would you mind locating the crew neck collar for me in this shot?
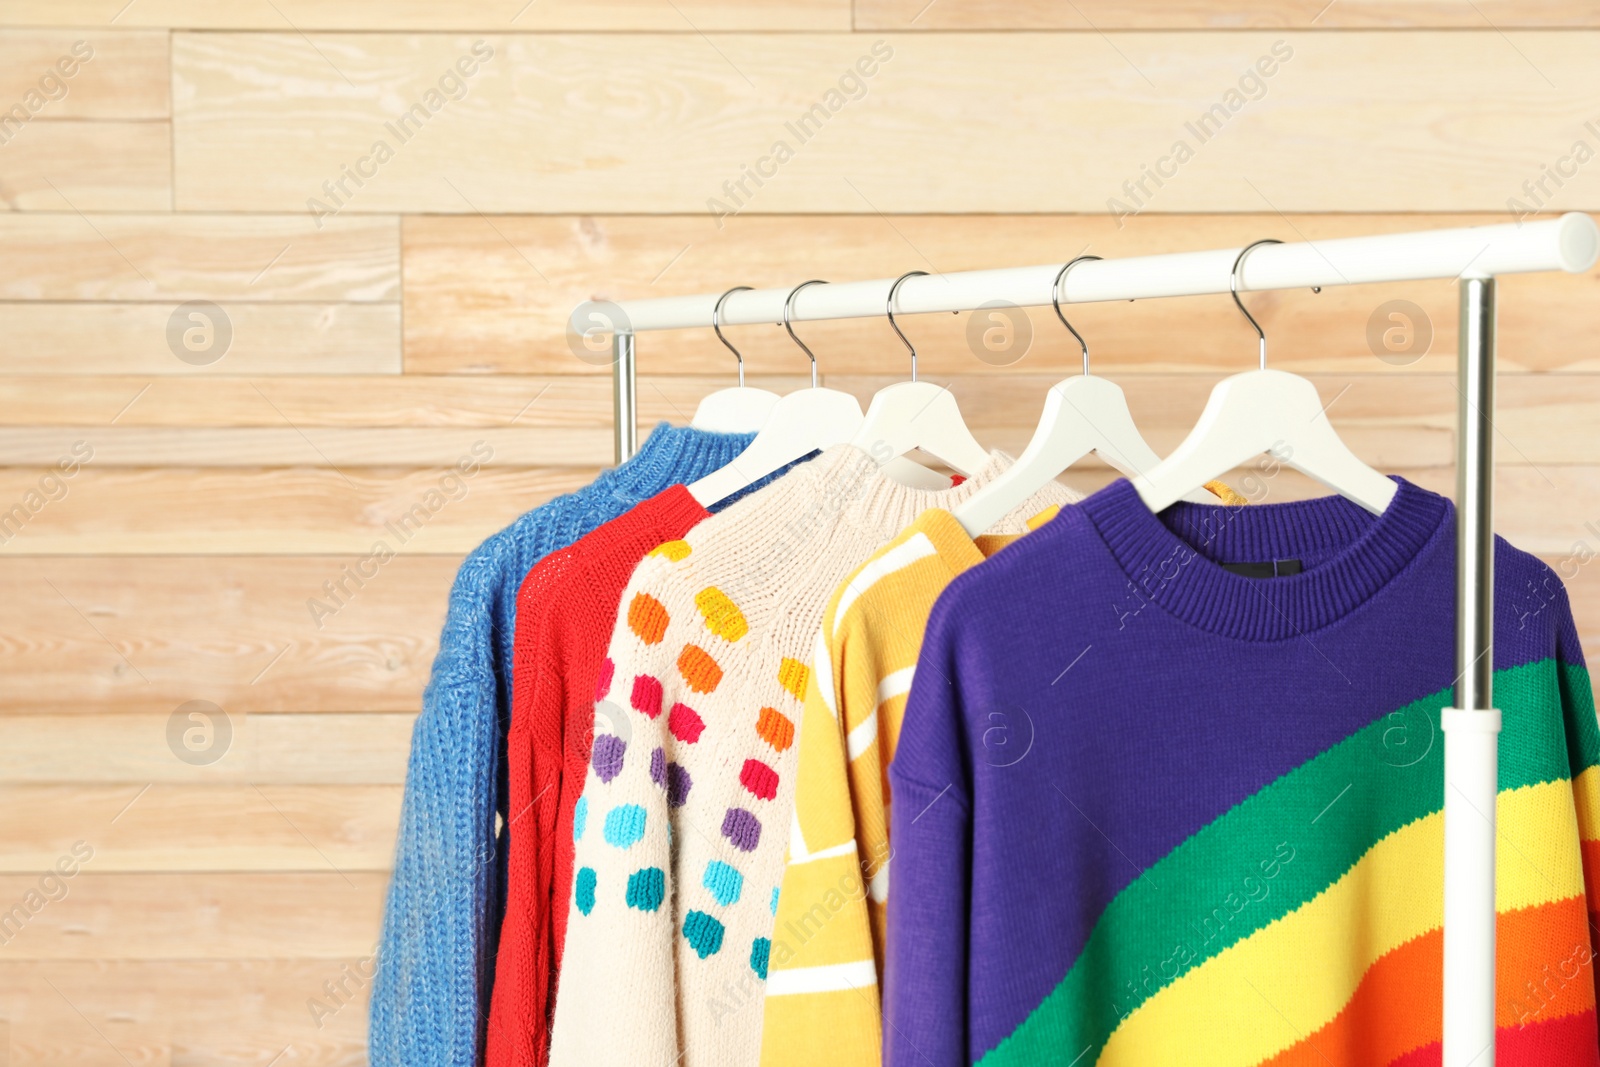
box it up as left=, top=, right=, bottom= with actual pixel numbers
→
left=1077, top=477, right=1449, bottom=641
left=591, top=422, right=754, bottom=507
left=781, top=444, right=1012, bottom=542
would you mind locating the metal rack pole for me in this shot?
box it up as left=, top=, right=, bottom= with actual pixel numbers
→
left=613, top=331, right=637, bottom=464
left=1442, top=276, right=1499, bottom=1066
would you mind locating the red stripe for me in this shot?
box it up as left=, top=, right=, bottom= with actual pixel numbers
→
left=1385, top=1007, right=1599, bottom=1065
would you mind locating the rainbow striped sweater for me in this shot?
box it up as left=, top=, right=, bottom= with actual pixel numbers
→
left=885, top=477, right=1599, bottom=1067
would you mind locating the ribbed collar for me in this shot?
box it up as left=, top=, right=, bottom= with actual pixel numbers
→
left=1078, top=476, right=1449, bottom=641
left=588, top=422, right=755, bottom=508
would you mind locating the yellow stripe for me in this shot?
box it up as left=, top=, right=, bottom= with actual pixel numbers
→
left=1572, top=763, right=1600, bottom=842
left=1098, top=778, right=1586, bottom=1066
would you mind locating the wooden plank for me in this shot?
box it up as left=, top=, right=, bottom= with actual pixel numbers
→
left=0, top=714, right=414, bottom=783
left=174, top=32, right=1600, bottom=214
left=0, top=959, right=370, bottom=1066
left=0, top=556, right=456, bottom=714
left=854, top=0, right=1600, bottom=30
left=0, top=466, right=583, bottom=554
left=0, top=373, right=810, bottom=427
left=0, top=373, right=1595, bottom=466
left=0, top=120, right=169, bottom=211
left=402, top=213, right=1600, bottom=376
left=0, top=873, right=383, bottom=960
left=0, top=784, right=399, bottom=872
left=0, top=0, right=848, bottom=31
left=0, top=214, right=399, bottom=302
left=0, top=303, right=400, bottom=375
left=0, top=31, right=168, bottom=119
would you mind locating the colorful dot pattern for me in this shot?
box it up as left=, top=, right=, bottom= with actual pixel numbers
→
left=755, top=707, right=795, bottom=752
left=750, top=937, right=771, bottom=980
left=573, top=797, right=588, bottom=841
left=694, top=586, right=748, bottom=642
left=649, top=539, right=691, bottom=561
left=683, top=910, right=725, bottom=959
left=721, top=807, right=762, bottom=852
left=603, top=804, right=647, bottom=849
left=677, top=644, right=723, bottom=694
left=668, top=702, right=705, bottom=744
left=630, top=674, right=663, bottom=719
left=575, top=867, right=597, bottom=915
left=777, top=657, right=809, bottom=702
left=702, top=860, right=743, bottom=906
left=627, top=867, right=666, bottom=912
left=649, top=746, right=693, bottom=808
left=594, top=657, right=615, bottom=701
left=739, top=758, right=779, bottom=801
left=627, top=592, right=670, bottom=645
left=591, top=735, right=626, bottom=783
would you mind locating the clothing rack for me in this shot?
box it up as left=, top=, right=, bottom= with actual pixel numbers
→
left=579, top=212, right=1599, bottom=1067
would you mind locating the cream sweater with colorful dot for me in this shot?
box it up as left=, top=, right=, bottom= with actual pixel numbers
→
left=548, top=445, right=1072, bottom=1067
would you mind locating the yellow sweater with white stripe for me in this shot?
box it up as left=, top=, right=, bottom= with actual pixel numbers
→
left=759, top=501, right=1070, bottom=1067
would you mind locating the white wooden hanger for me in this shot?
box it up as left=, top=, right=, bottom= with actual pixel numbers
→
left=688, top=281, right=947, bottom=504
left=954, top=256, right=1212, bottom=536
left=1132, top=239, right=1397, bottom=516
left=849, top=271, right=992, bottom=477
left=691, top=286, right=781, bottom=433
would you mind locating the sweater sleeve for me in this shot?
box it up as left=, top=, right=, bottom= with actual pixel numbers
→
left=548, top=561, right=684, bottom=1067
left=884, top=602, right=972, bottom=1067
left=369, top=569, right=507, bottom=1067
left=761, top=626, right=883, bottom=1067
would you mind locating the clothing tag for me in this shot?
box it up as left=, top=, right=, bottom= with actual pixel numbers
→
left=1220, top=558, right=1304, bottom=579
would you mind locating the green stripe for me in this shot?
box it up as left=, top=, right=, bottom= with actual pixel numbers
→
left=1558, top=664, right=1599, bottom=778
left=979, top=659, right=1578, bottom=1067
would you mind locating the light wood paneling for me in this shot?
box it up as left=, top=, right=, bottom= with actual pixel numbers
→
left=0, top=0, right=849, bottom=31
left=0, top=303, right=400, bottom=375
left=0, top=556, right=456, bottom=714
left=0, top=120, right=169, bottom=211
left=855, top=0, right=1600, bottom=30
left=0, top=466, right=580, bottom=553
left=403, top=213, right=1600, bottom=376
left=0, top=372, right=1596, bottom=466
left=174, top=32, right=1600, bottom=214
left=0, top=374, right=810, bottom=427
left=0, top=31, right=168, bottom=118
left=0, top=714, right=414, bottom=783
left=0, top=873, right=383, bottom=959
left=0, top=960, right=371, bottom=1067
left=0, top=214, right=399, bottom=301
left=0, top=783, right=400, bottom=872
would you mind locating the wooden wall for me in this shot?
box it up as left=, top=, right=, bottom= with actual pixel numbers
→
left=1, top=4, right=1598, bottom=1063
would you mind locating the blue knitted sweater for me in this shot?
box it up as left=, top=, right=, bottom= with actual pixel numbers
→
left=369, top=423, right=761, bottom=1067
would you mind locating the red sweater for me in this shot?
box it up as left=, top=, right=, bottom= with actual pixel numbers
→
left=486, top=484, right=712, bottom=1067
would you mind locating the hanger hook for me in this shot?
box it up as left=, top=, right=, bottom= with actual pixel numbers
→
left=713, top=286, right=753, bottom=387
left=1050, top=254, right=1102, bottom=376
left=886, top=270, right=928, bottom=382
left=1229, top=239, right=1281, bottom=370
left=783, top=279, right=828, bottom=389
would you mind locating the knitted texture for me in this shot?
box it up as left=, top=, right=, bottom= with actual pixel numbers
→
left=369, top=424, right=760, bottom=1067
left=548, top=446, right=1062, bottom=1067
left=760, top=499, right=1074, bottom=1067
left=884, top=477, right=1600, bottom=1067
left=488, top=484, right=715, bottom=1067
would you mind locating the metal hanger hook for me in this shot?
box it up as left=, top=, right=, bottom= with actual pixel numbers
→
left=783, top=279, right=828, bottom=388
left=886, top=270, right=929, bottom=382
left=1229, top=238, right=1321, bottom=371
left=1050, top=255, right=1102, bottom=376
left=712, top=286, right=753, bottom=387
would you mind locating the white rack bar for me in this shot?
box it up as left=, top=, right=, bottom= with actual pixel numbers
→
left=585, top=213, right=1597, bottom=333
left=587, top=213, right=1599, bottom=1067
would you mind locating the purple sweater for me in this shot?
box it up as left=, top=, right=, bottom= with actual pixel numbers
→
left=885, top=477, right=1599, bottom=1066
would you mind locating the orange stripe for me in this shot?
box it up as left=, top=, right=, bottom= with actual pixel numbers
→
left=1256, top=895, right=1595, bottom=1067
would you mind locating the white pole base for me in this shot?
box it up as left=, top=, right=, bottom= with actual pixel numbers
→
left=1442, top=706, right=1501, bottom=1066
